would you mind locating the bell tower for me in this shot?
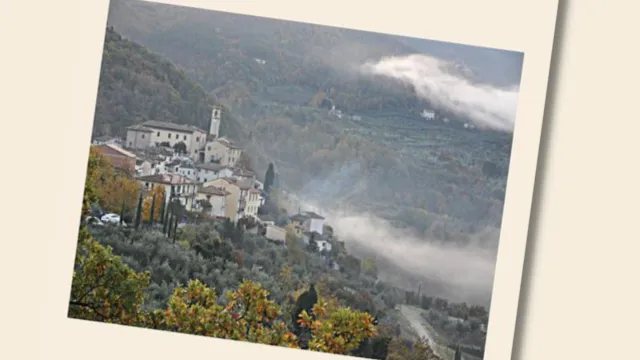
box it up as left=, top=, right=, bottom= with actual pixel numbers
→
left=209, top=105, right=222, bottom=139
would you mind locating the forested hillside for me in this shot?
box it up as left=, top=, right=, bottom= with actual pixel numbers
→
left=92, top=26, right=244, bottom=141
left=102, top=0, right=512, bottom=237
left=71, top=149, right=487, bottom=360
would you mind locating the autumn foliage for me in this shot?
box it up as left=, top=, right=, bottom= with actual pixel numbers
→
left=86, top=147, right=140, bottom=214
left=75, top=143, right=442, bottom=360
left=142, top=185, right=165, bottom=222
left=69, top=227, right=379, bottom=354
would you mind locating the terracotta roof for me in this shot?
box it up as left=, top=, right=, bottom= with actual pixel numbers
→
left=126, top=124, right=153, bottom=132
left=198, top=186, right=230, bottom=196
left=237, top=179, right=254, bottom=190
left=136, top=173, right=197, bottom=185
left=196, top=163, right=228, bottom=172
left=304, top=211, right=325, bottom=220
left=214, top=137, right=241, bottom=149
left=233, top=168, right=255, bottom=177
left=99, top=144, right=137, bottom=158
left=141, top=120, right=206, bottom=134
left=290, top=214, right=308, bottom=222
left=219, top=177, right=238, bottom=184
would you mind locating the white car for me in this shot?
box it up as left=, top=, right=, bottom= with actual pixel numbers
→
left=100, top=213, right=126, bottom=226
left=84, top=216, right=104, bottom=226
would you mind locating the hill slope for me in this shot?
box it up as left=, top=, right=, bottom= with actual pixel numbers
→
left=103, top=0, right=512, bottom=230
left=92, top=26, right=244, bottom=140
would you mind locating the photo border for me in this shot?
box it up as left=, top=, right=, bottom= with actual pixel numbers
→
left=45, top=1, right=559, bottom=360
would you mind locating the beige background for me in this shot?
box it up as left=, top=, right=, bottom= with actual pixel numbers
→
left=1, top=0, right=638, bottom=360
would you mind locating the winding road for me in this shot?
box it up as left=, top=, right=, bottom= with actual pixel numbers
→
left=398, top=305, right=442, bottom=357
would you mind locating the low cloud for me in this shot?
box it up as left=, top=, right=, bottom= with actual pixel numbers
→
left=360, top=54, right=520, bottom=133
left=294, top=199, right=498, bottom=306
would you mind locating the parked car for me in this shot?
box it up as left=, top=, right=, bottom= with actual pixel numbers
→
left=100, top=213, right=127, bottom=226
left=84, top=216, right=104, bottom=227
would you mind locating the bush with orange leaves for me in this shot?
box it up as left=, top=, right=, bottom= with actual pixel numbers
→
left=155, top=279, right=298, bottom=347
left=298, top=301, right=378, bottom=354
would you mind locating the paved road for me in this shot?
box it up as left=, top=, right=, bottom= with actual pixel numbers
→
left=398, top=305, right=438, bottom=351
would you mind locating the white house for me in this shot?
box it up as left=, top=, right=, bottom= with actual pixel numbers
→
left=265, top=224, right=286, bottom=242
left=254, top=179, right=264, bottom=191
left=125, top=105, right=222, bottom=161
left=135, top=159, right=154, bottom=176
left=204, top=137, right=242, bottom=166
left=194, top=185, right=229, bottom=218
left=421, top=109, right=436, bottom=120
left=92, top=136, right=122, bottom=146
left=177, top=162, right=198, bottom=181
left=203, top=177, right=242, bottom=222
left=136, top=173, right=200, bottom=211
left=231, top=167, right=256, bottom=182
left=244, top=188, right=261, bottom=219
left=196, top=163, right=234, bottom=183
left=125, top=121, right=208, bottom=158
left=316, top=240, right=332, bottom=253
left=302, top=211, right=325, bottom=235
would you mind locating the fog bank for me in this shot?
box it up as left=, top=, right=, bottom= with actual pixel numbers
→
left=360, top=54, right=520, bottom=133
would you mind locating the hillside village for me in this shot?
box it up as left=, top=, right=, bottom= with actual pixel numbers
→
left=90, top=105, right=336, bottom=257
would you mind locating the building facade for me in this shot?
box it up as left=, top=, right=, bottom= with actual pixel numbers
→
left=194, top=185, right=229, bottom=218
left=136, top=173, right=200, bottom=211
left=93, top=144, right=137, bottom=174
left=204, top=138, right=242, bottom=166
left=204, top=177, right=241, bottom=222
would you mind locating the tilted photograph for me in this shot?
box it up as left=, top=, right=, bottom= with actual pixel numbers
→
left=68, top=1, right=525, bottom=359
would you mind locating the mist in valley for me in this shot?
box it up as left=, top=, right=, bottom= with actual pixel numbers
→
left=281, top=162, right=501, bottom=307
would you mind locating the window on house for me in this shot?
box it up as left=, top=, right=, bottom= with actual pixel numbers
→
left=141, top=134, right=145, bottom=139
left=157, top=132, right=160, bottom=136
left=207, top=146, right=211, bottom=151
left=168, top=133, right=171, bottom=139
left=196, top=137, right=200, bottom=142
left=184, top=135, right=187, bottom=140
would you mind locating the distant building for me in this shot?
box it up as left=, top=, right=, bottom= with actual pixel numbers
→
left=245, top=188, right=261, bottom=219
left=302, top=211, right=325, bottom=235
left=195, top=163, right=233, bottom=183
left=204, top=137, right=242, bottom=166
left=125, top=120, right=207, bottom=158
left=194, top=185, right=229, bottom=218
left=232, top=167, right=256, bottom=182
left=93, top=144, right=136, bottom=174
left=135, top=159, right=154, bottom=176
left=289, top=211, right=326, bottom=236
left=92, top=136, right=122, bottom=146
left=265, top=224, right=286, bottom=242
left=177, top=162, right=198, bottom=180
left=125, top=105, right=222, bottom=162
left=204, top=177, right=242, bottom=222
left=136, top=173, right=200, bottom=210
left=421, top=109, right=436, bottom=120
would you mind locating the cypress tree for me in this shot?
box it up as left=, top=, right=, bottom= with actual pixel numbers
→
left=149, top=193, right=156, bottom=226
left=119, top=198, right=125, bottom=226
left=166, top=214, right=173, bottom=237
left=172, top=215, right=179, bottom=243
left=159, top=200, right=166, bottom=225
left=134, top=191, right=143, bottom=229
left=264, top=163, right=275, bottom=193
left=163, top=200, right=172, bottom=234
left=454, top=345, right=462, bottom=360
